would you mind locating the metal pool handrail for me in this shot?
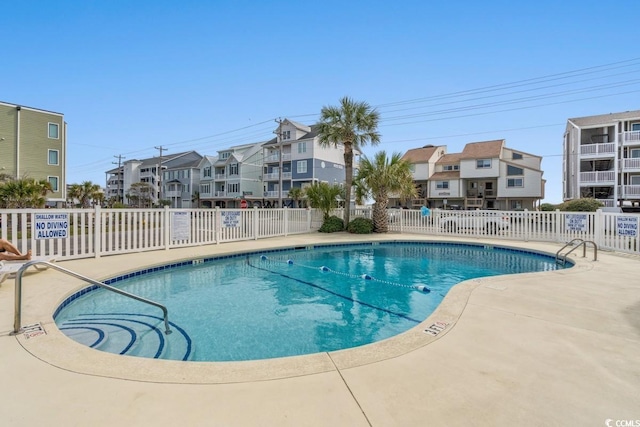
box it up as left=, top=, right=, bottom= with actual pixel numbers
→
left=13, top=260, right=172, bottom=335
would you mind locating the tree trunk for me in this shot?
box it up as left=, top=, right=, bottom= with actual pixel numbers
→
left=373, top=193, right=389, bottom=232
left=343, top=144, right=353, bottom=229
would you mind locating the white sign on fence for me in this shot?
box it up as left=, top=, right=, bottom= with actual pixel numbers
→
left=617, top=216, right=638, bottom=237
left=221, top=211, right=241, bottom=228
left=565, top=214, right=588, bottom=232
left=171, top=211, right=191, bottom=241
left=34, top=213, right=69, bottom=239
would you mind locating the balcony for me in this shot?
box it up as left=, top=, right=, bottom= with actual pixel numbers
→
left=263, top=172, right=293, bottom=180
left=621, top=157, right=640, bottom=172
left=264, top=153, right=292, bottom=163
left=579, top=170, right=616, bottom=184
left=213, top=191, right=227, bottom=197
left=164, top=190, right=182, bottom=198
left=596, top=199, right=616, bottom=207
left=580, top=143, right=615, bottom=158
left=263, top=190, right=290, bottom=198
left=620, top=185, right=640, bottom=199
left=215, top=173, right=226, bottom=180
left=621, top=131, right=640, bottom=147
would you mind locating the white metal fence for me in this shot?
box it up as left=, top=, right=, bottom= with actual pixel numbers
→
left=1, top=207, right=639, bottom=260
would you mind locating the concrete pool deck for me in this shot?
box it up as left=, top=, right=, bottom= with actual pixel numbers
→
left=1, top=233, right=639, bottom=426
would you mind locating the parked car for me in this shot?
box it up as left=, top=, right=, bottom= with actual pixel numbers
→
left=439, top=210, right=510, bottom=234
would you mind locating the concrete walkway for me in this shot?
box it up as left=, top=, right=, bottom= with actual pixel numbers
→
left=1, top=234, right=639, bottom=426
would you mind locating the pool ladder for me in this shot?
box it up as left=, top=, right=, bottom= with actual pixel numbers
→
left=555, top=238, right=598, bottom=265
left=12, top=260, right=172, bottom=336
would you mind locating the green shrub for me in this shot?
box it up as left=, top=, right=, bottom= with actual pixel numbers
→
left=318, top=215, right=345, bottom=233
left=347, top=217, right=374, bottom=234
left=559, top=198, right=604, bottom=212
left=539, top=203, right=557, bottom=211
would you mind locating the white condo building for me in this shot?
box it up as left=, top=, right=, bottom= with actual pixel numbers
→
left=563, top=110, right=640, bottom=208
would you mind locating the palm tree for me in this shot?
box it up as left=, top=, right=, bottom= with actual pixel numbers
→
left=0, top=178, right=52, bottom=208
left=317, top=96, right=380, bottom=228
left=355, top=151, right=417, bottom=233
left=304, top=182, right=342, bottom=220
left=68, top=181, right=102, bottom=208
left=287, top=187, right=304, bottom=208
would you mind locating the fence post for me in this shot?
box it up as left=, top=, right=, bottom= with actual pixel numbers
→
left=594, top=208, right=603, bottom=248
left=306, top=208, right=312, bottom=231
left=215, top=207, right=221, bottom=244
left=253, top=206, right=259, bottom=240
left=284, top=207, right=289, bottom=237
left=164, top=206, right=171, bottom=250
left=94, top=205, right=102, bottom=258
left=554, top=209, right=562, bottom=243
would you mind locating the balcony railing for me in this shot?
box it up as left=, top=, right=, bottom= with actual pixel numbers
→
left=580, top=170, right=616, bottom=184
left=215, top=174, right=226, bottom=180
left=621, top=185, right=640, bottom=199
left=621, top=131, right=640, bottom=146
left=263, top=191, right=290, bottom=198
left=596, top=199, right=616, bottom=207
left=164, top=190, right=182, bottom=198
left=580, top=142, right=616, bottom=157
left=213, top=191, right=227, bottom=197
left=263, top=172, right=292, bottom=180
left=621, top=157, right=640, bottom=171
left=264, top=153, right=292, bottom=163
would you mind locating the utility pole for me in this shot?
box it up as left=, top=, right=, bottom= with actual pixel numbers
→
left=155, top=146, right=167, bottom=204
left=112, top=154, right=126, bottom=203
left=274, top=118, right=283, bottom=208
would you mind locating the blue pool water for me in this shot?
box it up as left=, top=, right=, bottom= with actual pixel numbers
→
left=54, top=242, right=568, bottom=362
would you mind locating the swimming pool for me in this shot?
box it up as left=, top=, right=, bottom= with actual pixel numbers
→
left=54, top=241, right=569, bottom=362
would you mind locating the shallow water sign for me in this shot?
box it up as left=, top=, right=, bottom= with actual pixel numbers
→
left=34, top=213, right=69, bottom=239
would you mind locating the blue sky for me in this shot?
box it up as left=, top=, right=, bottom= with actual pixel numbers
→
left=3, top=0, right=640, bottom=204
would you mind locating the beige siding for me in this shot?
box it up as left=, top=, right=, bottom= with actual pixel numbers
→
left=0, top=105, right=18, bottom=176
left=0, top=103, right=65, bottom=203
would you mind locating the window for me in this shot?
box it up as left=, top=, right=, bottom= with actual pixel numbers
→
left=507, top=165, right=524, bottom=176
left=443, top=165, right=459, bottom=171
left=297, top=141, right=307, bottom=154
left=282, top=130, right=291, bottom=140
left=631, top=149, right=640, bottom=159
left=48, top=176, right=59, bottom=192
left=229, top=164, right=239, bottom=175
left=220, top=152, right=230, bottom=160
left=476, top=159, right=491, bottom=169
left=297, top=160, right=307, bottom=174
left=632, top=123, right=640, bottom=131
left=436, top=181, right=449, bottom=189
left=201, top=183, right=211, bottom=194
left=228, top=183, right=239, bottom=193
left=48, top=149, right=59, bottom=165
left=203, top=167, right=211, bottom=178
left=510, top=200, right=523, bottom=209
left=182, top=184, right=189, bottom=193
left=48, top=123, right=59, bottom=139
left=507, top=178, right=523, bottom=187
left=512, top=152, right=523, bottom=160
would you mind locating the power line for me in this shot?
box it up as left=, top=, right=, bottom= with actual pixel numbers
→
left=68, top=57, right=640, bottom=175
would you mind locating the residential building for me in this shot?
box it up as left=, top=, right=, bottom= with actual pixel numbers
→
left=0, top=101, right=67, bottom=206
left=400, top=145, right=447, bottom=207
left=105, top=151, right=202, bottom=207
left=162, top=151, right=203, bottom=208
left=262, top=119, right=354, bottom=208
left=402, top=139, right=545, bottom=210
left=563, top=109, right=640, bottom=208
left=198, top=142, right=265, bottom=208
left=197, top=155, right=218, bottom=208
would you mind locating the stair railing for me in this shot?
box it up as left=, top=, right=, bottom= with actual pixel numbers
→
left=13, top=260, right=172, bottom=335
